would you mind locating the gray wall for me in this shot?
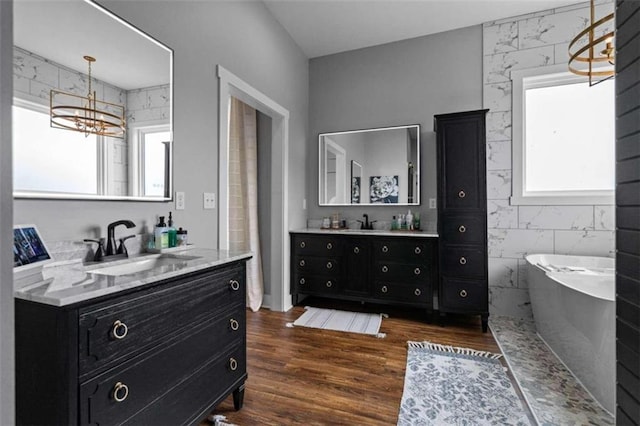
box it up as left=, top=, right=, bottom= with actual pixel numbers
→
left=13, top=0, right=309, bottom=252
left=0, top=2, right=13, bottom=423
left=308, top=25, right=483, bottom=229
left=257, top=111, right=272, bottom=295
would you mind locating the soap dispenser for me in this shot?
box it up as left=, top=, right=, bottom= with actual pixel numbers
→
left=154, top=216, right=169, bottom=249
left=167, top=212, right=177, bottom=248
left=406, top=210, right=414, bottom=230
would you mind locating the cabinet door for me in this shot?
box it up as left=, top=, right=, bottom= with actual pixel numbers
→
left=344, top=238, right=369, bottom=296
left=440, top=214, right=486, bottom=245
left=441, top=246, right=486, bottom=279
left=440, top=278, right=488, bottom=311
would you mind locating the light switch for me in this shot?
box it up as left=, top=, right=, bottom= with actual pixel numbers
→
left=203, top=192, right=216, bottom=209
left=175, top=192, right=185, bottom=210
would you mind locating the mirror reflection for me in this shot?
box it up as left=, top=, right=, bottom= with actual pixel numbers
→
left=12, top=0, right=173, bottom=200
left=319, top=125, right=420, bottom=206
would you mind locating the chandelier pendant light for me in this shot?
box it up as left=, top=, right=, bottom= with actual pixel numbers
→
left=50, top=55, right=126, bottom=138
left=568, top=0, right=615, bottom=86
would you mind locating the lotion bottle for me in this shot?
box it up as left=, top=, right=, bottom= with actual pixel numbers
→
left=406, top=210, right=414, bottom=230
left=154, top=216, right=168, bottom=249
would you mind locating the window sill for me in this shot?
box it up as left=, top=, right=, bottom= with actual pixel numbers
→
left=510, top=193, right=614, bottom=206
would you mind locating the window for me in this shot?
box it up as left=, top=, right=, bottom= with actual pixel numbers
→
left=130, top=125, right=171, bottom=197
left=511, top=64, right=615, bottom=205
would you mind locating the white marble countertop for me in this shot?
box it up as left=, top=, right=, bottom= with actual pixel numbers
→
left=14, top=248, right=252, bottom=307
left=290, top=228, right=438, bottom=238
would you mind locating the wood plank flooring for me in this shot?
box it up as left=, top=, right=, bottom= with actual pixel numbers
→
left=203, top=298, right=516, bottom=425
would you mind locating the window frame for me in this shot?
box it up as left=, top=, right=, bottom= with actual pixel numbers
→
left=510, top=64, right=615, bottom=206
left=128, top=124, right=172, bottom=197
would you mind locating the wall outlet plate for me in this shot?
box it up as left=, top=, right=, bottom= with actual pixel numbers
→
left=203, top=192, right=216, bottom=209
left=429, top=198, right=437, bottom=209
left=175, top=192, right=185, bottom=210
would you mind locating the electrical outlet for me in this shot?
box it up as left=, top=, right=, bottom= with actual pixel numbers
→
left=175, top=192, right=185, bottom=210
left=303, top=198, right=307, bottom=210
left=203, top=192, right=216, bottom=209
left=429, top=198, right=437, bottom=209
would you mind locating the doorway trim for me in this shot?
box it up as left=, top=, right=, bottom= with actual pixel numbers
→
left=217, top=65, right=291, bottom=312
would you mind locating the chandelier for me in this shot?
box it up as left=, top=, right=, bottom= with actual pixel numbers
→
left=568, top=0, right=615, bottom=86
left=50, top=56, right=126, bottom=138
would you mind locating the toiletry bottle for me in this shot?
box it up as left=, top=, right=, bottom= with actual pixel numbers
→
left=391, top=216, right=397, bottom=230
left=155, top=216, right=168, bottom=249
left=406, top=210, right=414, bottom=230
left=177, top=228, right=188, bottom=246
left=167, top=212, right=177, bottom=248
left=414, top=212, right=421, bottom=231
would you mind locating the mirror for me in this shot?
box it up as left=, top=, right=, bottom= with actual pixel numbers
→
left=319, top=125, right=420, bottom=206
left=12, top=0, right=173, bottom=201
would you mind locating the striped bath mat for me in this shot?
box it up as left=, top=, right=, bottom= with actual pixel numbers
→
left=287, top=306, right=387, bottom=338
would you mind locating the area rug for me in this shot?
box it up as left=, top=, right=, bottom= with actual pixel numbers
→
left=397, top=341, right=531, bottom=426
left=286, top=306, right=387, bottom=337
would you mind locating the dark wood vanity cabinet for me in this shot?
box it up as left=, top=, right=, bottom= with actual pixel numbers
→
left=16, top=261, right=248, bottom=425
left=435, top=109, right=490, bottom=332
left=291, top=232, right=437, bottom=311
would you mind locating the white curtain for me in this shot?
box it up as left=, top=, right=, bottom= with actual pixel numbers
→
left=228, top=97, right=264, bottom=312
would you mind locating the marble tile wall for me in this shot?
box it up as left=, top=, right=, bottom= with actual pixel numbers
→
left=482, top=1, right=615, bottom=319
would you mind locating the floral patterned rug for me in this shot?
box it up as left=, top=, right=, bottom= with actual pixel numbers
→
left=397, top=342, right=531, bottom=426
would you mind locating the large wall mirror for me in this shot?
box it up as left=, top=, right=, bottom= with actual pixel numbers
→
left=13, top=0, right=173, bottom=201
left=319, top=125, right=420, bottom=206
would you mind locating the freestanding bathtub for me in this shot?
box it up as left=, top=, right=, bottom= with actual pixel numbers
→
left=526, top=254, right=615, bottom=414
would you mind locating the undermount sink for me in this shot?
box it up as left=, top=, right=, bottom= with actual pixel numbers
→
left=87, top=254, right=201, bottom=277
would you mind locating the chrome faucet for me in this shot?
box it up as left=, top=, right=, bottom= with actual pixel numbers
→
left=105, top=220, right=136, bottom=256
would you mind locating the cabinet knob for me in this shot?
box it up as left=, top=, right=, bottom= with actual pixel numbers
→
left=229, top=357, right=238, bottom=371
left=460, top=289, right=468, bottom=298
left=326, top=242, right=333, bottom=250
left=112, top=381, right=129, bottom=402
left=111, top=320, right=128, bottom=340
left=381, top=285, right=388, bottom=293
left=230, top=318, right=239, bottom=331
left=382, top=265, right=388, bottom=273
left=299, top=260, right=305, bottom=267
left=299, top=278, right=306, bottom=285
left=459, top=257, right=467, bottom=265
left=300, top=241, right=306, bottom=248
left=458, top=225, right=467, bottom=233
left=229, top=279, right=240, bottom=291
left=414, top=267, right=421, bottom=275
left=414, top=247, right=422, bottom=255
left=414, top=288, right=422, bottom=296
left=326, top=280, right=333, bottom=288
left=382, top=245, right=389, bottom=253
left=354, top=246, right=360, bottom=254
left=458, top=190, right=466, bottom=198
left=326, top=261, right=333, bottom=269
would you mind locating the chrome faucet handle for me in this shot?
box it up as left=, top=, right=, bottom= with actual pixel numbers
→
left=84, top=238, right=106, bottom=262
left=117, top=235, right=136, bottom=257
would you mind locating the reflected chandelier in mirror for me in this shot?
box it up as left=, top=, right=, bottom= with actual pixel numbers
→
left=319, top=124, right=420, bottom=206
left=12, top=0, right=173, bottom=201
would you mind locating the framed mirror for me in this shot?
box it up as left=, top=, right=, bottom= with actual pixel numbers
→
left=319, top=125, right=420, bottom=206
left=12, top=0, right=173, bottom=201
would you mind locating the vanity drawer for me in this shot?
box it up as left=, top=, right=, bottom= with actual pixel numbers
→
left=294, top=256, right=340, bottom=275
left=292, top=234, right=341, bottom=256
left=293, top=273, right=341, bottom=294
left=373, top=281, right=430, bottom=304
left=441, top=246, right=486, bottom=278
left=79, top=313, right=245, bottom=425
left=440, top=214, right=485, bottom=245
left=440, top=278, right=487, bottom=311
left=372, top=239, right=432, bottom=261
left=373, top=260, right=429, bottom=283
left=78, top=264, right=244, bottom=377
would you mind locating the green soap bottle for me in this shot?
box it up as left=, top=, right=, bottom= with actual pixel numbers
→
left=167, top=212, right=177, bottom=248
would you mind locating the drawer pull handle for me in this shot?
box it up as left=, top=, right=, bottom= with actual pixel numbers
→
left=354, top=247, right=360, bottom=254
left=460, top=289, right=468, bottom=298
left=230, top=280, right=240, bottom=291
left=111, top=320, right=128, bottom=340
left=299, top=260, right=305, bottom=267
left=382, top=265, right=388, bottom=273
left=459, top=257, right=467, bottom=265
left=299, top=278, right=306, bottom=285
left=326, top=242, right=333, bottom=250
left=414, top=267, right=421, bottom=275
left=414, top=288, right=422, bottom=296
left=326, top=280, right=333, bottom=288
left=112, top=382, right=129, bottom=402
left=458, top=190, right=466, bottom=198
left=230, top=318, right=239, bottom=331
left=326, top=262, right=333, bottom=269
left=229, top=357, right=238, bottom=371
left=300, top=241, right=306, bottom=248
left=382, top=245, right=389, bottom=253
left=459, top=225, right=467, bottom=233
left=414, top=247, right=421, bottom=255
left=381, top=285, right=388, bottom=293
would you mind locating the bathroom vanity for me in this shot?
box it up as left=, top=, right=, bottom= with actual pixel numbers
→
left=290, top=230, right=438, bottom=311
left=14, top=249, right=251, bottom=425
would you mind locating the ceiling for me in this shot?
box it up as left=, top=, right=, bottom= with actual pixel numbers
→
left=263, top=0, right=584, bottom=58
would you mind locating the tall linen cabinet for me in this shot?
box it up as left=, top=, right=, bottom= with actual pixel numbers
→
left=434, top=109, right=490, bottom=332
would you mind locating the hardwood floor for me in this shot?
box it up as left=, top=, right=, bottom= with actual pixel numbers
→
left=204, top=298, right=513, bottom=425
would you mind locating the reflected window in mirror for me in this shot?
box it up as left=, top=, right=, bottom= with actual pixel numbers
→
left=131, top=125, right=171, bottom=197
